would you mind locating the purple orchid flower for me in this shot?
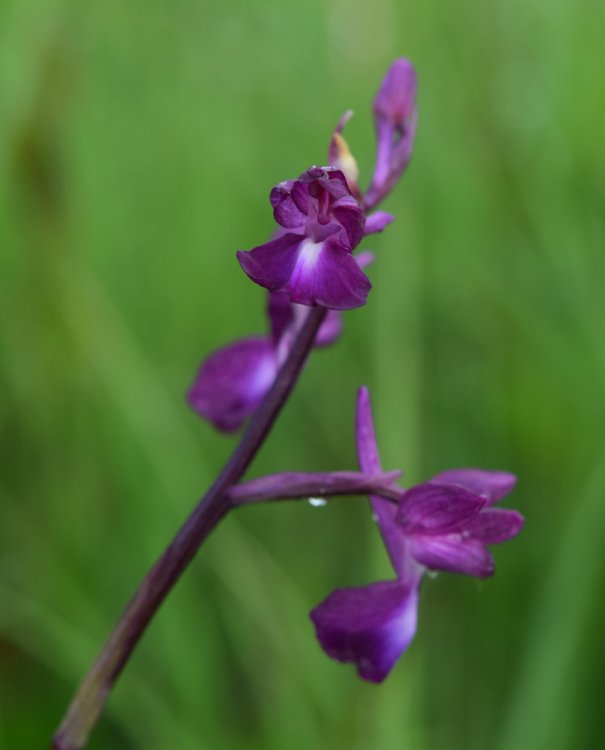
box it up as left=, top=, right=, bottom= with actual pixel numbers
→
left=311, top=387, right=523, bottom=682
left=397, top=469, right=523, bottom=577
left=365, top=58, right=418, bottom=210
left=187, top=254, right=372, bottom=432
left=237, top=167, right=392, bottom=310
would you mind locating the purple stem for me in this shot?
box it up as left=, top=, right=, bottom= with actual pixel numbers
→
left=228, top=470, right=402, bottom=506
left=52, top=306, right=328, bottom=750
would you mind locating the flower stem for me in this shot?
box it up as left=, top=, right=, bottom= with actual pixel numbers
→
left=52, top=307, right=327, bottom=750
left=228, top=470, right=402, bottom=506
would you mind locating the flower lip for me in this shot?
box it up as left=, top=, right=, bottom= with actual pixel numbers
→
left=310, top=580, right=419, bottom=684
left=187, top=336, right=278, bottom=432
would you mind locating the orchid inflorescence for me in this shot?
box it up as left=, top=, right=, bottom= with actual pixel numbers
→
left=187, top=58, right=523, bottom=683
left=54, top=58, right=523, bottom=750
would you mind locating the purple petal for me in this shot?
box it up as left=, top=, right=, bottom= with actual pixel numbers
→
left=374, top=58, right=417, bottom=127
left=331, top=195, right=366, bottom=250
left=315, top=309, right=343, bottom=346
left=312, top=252, right=374, bottom=345
left=291, top=179, right=311, bottom=215
left=364, top=212, right=395, bottom=235
left=355, top=250, right=375, bottom=269
left=267, top=291, right=293, bottom=344
left=285, top=239, right=371, bottom=310
left=467, top=509, right=525, bottom=543
left=310, top=580, right=419, bottom=683
left=322, top=168, right=353, bottom=198
left=355, top=386, right=381, bottom=474
left=356, top=387, right=413, bottom=580
left=409, top=535, right=495, bottom=578
left=430, top=469, right=517, bottom=505
left=237, top=233, right=303, bottom=291
left=387, top=108, right=417, bottom=180
left=187, top=337, right=277, bottom=432
left=270, top=180, right=307, bottom=228
left=397, top=482, right=485, bottom=535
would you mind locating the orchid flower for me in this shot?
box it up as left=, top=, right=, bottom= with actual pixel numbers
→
left=311, top=387, right=523, bottom=682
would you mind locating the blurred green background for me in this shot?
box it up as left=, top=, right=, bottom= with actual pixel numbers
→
left=1, top=0, right=604, bottom=748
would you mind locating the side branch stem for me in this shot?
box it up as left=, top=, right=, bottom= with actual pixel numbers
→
left=228, top=470, right=402, bottom=506
left=53, top=307, right=327, bottom=750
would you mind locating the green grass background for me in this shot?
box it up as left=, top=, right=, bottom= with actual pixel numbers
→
left=1, top=0, right=604, bottom=747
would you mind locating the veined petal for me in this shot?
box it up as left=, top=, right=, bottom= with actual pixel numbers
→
left=430, top=469, right=517, bottom=505
left=286, top=240, right=371, bottom=310
left=409, top=535, right=495, bottom=578
left=237, top=233, right=303, bottom=291
left=270, top=180, right=307, bottom=228
left=331, top=194, right=366, bottom=249
left=397, top=482, right=485, bottom=535
left=364, top=212, right=395, bottom=235
left=187, top=337, right=277, bottom=432
left=467, top=509, right=525, bottom=543
left=310, top=580, right=419, bottom=683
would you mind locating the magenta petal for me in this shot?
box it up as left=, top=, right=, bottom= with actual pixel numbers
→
left=356, top=387, right=414, bottom=580
left=310, top=581, right=419, bottom=683
left=270, top=181, right=307, bottom=228
left=467, top=509, right=525, bottom=543
left=430, top=469, right=517, bottom=505
left=364, top=212, right=395, bottom=235
left=267, top=291, right=293, bottom=344
left=286, top=240, right=371, bottom=309
left=313, top=250, right=375, bottom=344
left=315, top=310, right=343, bottom=346
left=355, top=387, right=381, bottom=474
left=331, top=195, right=366, bottom=249
left=237, top=233, right=302, bottom=291
left=374, top=58, right=417, bottom=127
left=409, top=535, right=495, bottom=578
left=397, top=482, right=485, bottom=535
left=187, top=337, right=277, bottom=432
left=355, top=250, right=375, bottom=269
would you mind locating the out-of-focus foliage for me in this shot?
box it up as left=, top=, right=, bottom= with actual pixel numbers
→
left=1, top=0, right=604, bottom=748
